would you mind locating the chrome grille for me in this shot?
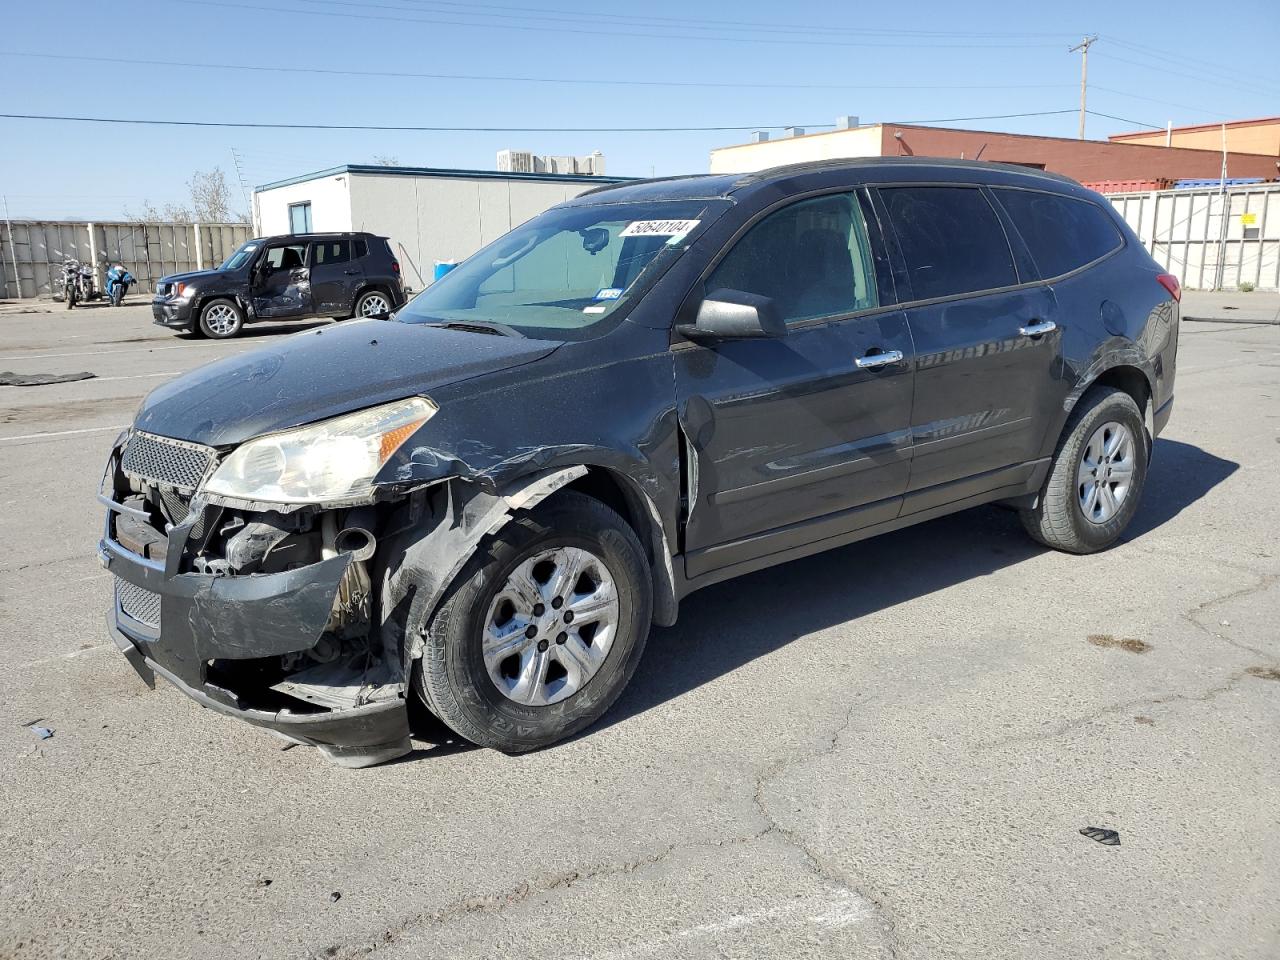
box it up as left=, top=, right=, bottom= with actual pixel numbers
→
left=116, top=577, right=161, bottom=627
left=122, top=431, right=215, bottom=492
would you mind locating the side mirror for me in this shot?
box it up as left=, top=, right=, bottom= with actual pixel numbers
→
left=678, top=289, right=785, bottom=342
left=368, top=309, right=391, bottom=321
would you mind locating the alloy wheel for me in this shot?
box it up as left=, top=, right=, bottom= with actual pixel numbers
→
left=205, top=304, right=239, bottom=335
left=359, top=293, right=390, bottom=316
left=482, top=546, right=620, bottom=707
left=1077, top=420, right=1135, bottom=524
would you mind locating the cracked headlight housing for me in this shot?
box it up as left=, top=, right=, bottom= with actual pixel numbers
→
left=202, top=397, right=436, bottom=504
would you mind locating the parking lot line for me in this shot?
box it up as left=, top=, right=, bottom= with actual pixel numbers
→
left=0, top=344, right=219, bottom=361
left=0, top=424, right=129, bottom=443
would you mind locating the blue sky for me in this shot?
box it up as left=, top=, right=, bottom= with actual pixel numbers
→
left=2, top=0, right=1277, bottom=220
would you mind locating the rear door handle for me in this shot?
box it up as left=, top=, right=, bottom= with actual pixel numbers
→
left=854, top=349, right=904, bottom=369
left=343, top=269, right=360, bottom=275
left=1019, top=319, right=1057, bottom=337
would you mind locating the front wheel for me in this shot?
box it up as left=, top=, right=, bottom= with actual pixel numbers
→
left=198, top=298, right=244, bottom=339
left=415, top=491, right=652, bottom=752
left=1020, top=386, right=1148, bottom=554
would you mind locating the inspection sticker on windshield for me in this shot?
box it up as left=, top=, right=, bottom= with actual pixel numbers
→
left=619, top=219, right=700, bottom=240
left=594, top=287, right=623, bottom=300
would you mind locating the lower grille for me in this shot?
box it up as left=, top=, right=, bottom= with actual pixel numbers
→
left=116, top=577, right=161, bottom=628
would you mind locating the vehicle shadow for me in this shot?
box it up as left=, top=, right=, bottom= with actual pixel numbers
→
left=595, top=437, right=1239, bottom=735
left=174, top=320, right=334, bottom=341
left=403, top=438, right=1237, bottom=754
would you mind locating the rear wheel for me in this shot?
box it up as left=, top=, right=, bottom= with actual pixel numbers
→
left=66, top=285, right=77, bottom=309
left=198, top=299, right=244, bottom=339
left=415, top=491, right=652, bottom=752
left=352, top=289, right=391, bottom=319
left=1020, top=386, right=1148, bottom=553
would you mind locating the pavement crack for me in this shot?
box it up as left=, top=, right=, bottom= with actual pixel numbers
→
left=314, top=830, right=773, bottom=960
left=981, top=673, right=1248, bottom=750
left=750, top=700, right=903, bottom=960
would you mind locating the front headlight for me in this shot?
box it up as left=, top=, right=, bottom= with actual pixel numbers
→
left=175, top=282, right=195, bottom=298
left=202, top=397, right=436, bottom=504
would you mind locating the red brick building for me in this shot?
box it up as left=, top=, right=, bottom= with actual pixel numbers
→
left=710, top=120, right=1280, bottom=184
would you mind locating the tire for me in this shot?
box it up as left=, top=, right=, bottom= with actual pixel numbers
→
left=1020, top=386, right=1148, bottom=554
left=111, top=285, right=124, bottom=307
left=415, top=491, right=653, bottom=752
left=66, top=286, right=77, bottom=310
left=198, top=298, right=244, bottom=339
left=352, top=289, right=392, bottom=319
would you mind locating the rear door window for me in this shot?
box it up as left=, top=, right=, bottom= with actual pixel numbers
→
left=706, top=192, right=880, bottom=324
left=881, top=186, right=1018, bottom=301
left=994, top=189, right=1124, bottom=278
left=312, top=239, right=351, bottom=265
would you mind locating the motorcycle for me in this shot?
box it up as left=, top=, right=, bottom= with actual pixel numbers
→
left=55, top=259, right=99, bottom=309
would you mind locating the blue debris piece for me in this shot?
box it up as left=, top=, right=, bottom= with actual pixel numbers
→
left=30, top=726, right=53, bottom=740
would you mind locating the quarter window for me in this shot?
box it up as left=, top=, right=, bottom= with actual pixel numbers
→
left=706, top=192, right=880, bottom=325
left=994, top=189, right=1124, bottom=278
left=882, top=186, right=1017, bottom=301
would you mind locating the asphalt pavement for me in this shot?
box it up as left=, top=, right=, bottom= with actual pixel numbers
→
left=0, top=297, right=1277, bottom=960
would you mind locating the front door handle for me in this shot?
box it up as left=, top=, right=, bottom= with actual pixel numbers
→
left=343, top=268, right=360, bottom=275
left=1019, top=319, right=1057, bottom=337
left=854, top=349, right=904, bottom=369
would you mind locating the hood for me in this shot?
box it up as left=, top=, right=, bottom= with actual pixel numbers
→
left=134, top=319, right=561, bottom=446
left=159, top=268, right=227, bottom=286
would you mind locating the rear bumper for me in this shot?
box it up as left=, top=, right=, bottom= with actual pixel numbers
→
left=100, top=510, right=410, bottom=767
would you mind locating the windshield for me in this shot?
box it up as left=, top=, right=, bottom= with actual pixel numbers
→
left=397, top=199, right=724, bottom=339
left=219, top=241, right=260, bottom=271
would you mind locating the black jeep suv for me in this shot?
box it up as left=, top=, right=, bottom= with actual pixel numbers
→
left=152, top=231, right=405, bottom=338
left=104, top=159, right=1178, bottom=766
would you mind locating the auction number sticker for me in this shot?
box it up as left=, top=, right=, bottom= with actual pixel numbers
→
left=619, top=219, right=701, bottom=240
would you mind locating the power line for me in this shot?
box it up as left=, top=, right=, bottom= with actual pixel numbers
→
left=291, top=0, right=1070, bottom=44
left=0, top=50, right=1073, bottom=93
left=0, top=109, right=1089, bottom=134
left=1089, top=86, right=1232, bottom=120
left=179, top=0, right=1068, bottom=49
left=1096, top=52, right=1280, bottom=98
left=1104, top=36, right=1280, bottom=90
left=1085, top=109, right=1163, bottom=131
left=356, top=0, right=1079, bottom=39
left=0, top=112, right=840, bottom=132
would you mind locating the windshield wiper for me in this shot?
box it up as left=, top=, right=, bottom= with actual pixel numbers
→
left=420, top=320, right=523, bottom=338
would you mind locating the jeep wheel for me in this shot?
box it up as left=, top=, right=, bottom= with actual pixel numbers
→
left=198, top=299, right=244, bottom=339
left=1020, top=386, right=1148, bottom=554
left=415, top=491, right=652, bottom=752
left=353, top=290, right=391, bottom=318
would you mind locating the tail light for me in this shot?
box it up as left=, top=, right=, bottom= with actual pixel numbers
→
left=1156, top=273, right=1181, bottom=302
left=391, top=260, right=401, bottom=275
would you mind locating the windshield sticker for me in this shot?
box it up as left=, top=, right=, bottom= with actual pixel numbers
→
left=594, top=287, right=623, bottom=300
left=619, top=219, right=701, bottom=240
left=583, top=305, right=607, bottom=314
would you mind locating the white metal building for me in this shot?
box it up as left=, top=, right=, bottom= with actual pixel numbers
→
left=253, top=164, right=629, bottom=290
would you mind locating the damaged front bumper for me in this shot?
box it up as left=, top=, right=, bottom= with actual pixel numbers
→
left=100, top=480, right=411, bottom=768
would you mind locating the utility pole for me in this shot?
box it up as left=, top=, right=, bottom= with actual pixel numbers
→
left=1069, top=35, right=1098, bottom=140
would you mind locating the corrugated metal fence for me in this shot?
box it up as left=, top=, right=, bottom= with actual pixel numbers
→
left=0, top=220, right=251, bottom=299
left=1107, top=183, right=1280, bottom=291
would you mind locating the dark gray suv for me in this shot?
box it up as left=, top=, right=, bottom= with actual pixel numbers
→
left=152, top=231, right=405, bottom=338
left=102, top=158, right=1178, bottom=766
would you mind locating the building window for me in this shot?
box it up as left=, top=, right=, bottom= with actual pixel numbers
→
left=288, top=202, right=312, bottom=234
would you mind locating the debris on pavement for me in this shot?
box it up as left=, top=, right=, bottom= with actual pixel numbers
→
left=29, top=725, right=54, bottom=740
left=0, top=370, right=96, bottom=386
left=329, top=891, right=342, bottom=903
left=1087, top=634, right=1152, bottom=654
left=1080, top=827, right=1121, bottom=846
